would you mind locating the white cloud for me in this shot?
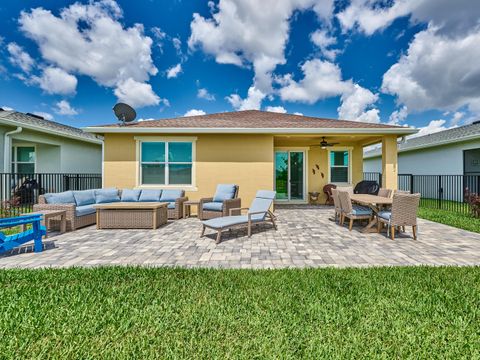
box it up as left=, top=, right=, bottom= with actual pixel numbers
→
left=451, top=111, right=464, bottom=126
left=279, top=59, right=380, bottom=122
left=32, top=111, right=53, bottom=121
left=410, top=119, right=452, bottom=138
left=114, top=78, right=164, bottom=108
left=184, top=109, right=206, bottom=117
left=382, top=27, right=480, bottom=114
left=197, top=88, right=215, bottom=101
left=310, top=30, right=338, bottom=60
left=265, top=106, right=287, bottom=113
left=338, top=84, right=380, bottom=123
left=7, top=42, right=34, bottom=72
left=188, top=0, right=335, bottom=109
left=279, top=59, right=351, bottom=103
left=19, top=0, right=160, bottom=107
left=226, top=86, right=266, bottom=110
left=31, top=67, right=77, bottom=95
left=293, top=112, right=303, bottom=116
left=337, top=0, right=480, bottom=37
left=137, top=117, right=154, bottom=122
left=54, top=100, right=78, bottom=115
left=388, top=106, right=408, bottom=125
left=166, top=63, right=182, bottom=79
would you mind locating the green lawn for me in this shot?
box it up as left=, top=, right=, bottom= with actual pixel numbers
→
left=1, top=267, right=479, bottom=359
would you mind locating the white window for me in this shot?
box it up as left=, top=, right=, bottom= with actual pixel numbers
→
left=329, top=150, right=350, bottom=183
left=12, top=146, right=35, bottom=174
left=140, top=141, right=193, bottom=185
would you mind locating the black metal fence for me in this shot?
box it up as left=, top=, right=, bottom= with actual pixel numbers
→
left=0, top=173, right=102, bottom=217
left=364, top=172, right=478, bottom=215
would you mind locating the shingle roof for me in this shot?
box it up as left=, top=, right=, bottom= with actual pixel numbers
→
left=364, top=121, right=480, bottom=158
left=0, top=110, right=100, bottom=143
left=95, top=110, right=404, bottom=129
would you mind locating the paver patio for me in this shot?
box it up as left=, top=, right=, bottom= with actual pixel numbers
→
left=1, top=207, right=480, bottom=269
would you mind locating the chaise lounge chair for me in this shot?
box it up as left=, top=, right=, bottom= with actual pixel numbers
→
left=200, top=190, right=276, bottom=244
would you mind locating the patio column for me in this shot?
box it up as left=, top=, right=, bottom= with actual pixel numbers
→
left=381, top=135, right=398, bottom=190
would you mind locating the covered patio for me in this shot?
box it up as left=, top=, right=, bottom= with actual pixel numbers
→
left=2, top=206, right=479, bottom=269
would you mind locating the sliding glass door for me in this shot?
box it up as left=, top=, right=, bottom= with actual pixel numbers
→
left=274, top=150, right=305, bottom=201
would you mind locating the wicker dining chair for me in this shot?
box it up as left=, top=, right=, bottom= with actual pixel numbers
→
left=378, top=188, right=393, bottom=198
left=323, top=184, right=337, bottom=205
left=331, top=188, right=342, bottom=223
left=337, top=191, right=373, bottom=231
left=377, top=192, right=420, bottom=240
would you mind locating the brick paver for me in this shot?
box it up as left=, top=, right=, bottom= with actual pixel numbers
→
left=1, top=207, right=479, bottom=268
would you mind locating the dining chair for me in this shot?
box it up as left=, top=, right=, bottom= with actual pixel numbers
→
left=331, top=188, right=342, bottom=223
left=377, top=192, right=421, bottom=240
left=337, top=191, right=373, bottom=231
left=378, top=188, right=393, bottom=198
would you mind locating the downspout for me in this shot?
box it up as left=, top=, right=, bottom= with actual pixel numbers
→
left=3, top=127, right=22, bottom=172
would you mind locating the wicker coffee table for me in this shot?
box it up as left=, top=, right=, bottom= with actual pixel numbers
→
left=94, top=202, right=168, bottom=229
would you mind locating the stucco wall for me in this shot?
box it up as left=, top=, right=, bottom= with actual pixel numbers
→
left=9, top=128, right=102, bottom=173
left=0, top=127, right=6, bottom=171
left=364, top=139, right=480, bottom=175
left=103, top=133, right=274, bottom=205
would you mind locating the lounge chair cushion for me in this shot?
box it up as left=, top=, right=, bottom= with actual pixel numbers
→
left=202, top=201, right=223, bottom=212
left=378, top=211, right=391, bottom=221
left=351, top=205, right=372, bottom=216
left=44, top=191, right=75, bottom=204
left=160, top=189, right=183, bottom=202
left=95, top=188, right=120, bottom=204
left=121, top=189, right=141, bottom=202
left=73, top=190, right=96, bottom=206
left=167, top=202, right=176, bottom=209
left=138, top=189, right=161, bottom=202
left=203, top=215, right=261, bottom=229
left=213, top=184, right=236, bottom=202
left=75, top=205, right=96, bottom=217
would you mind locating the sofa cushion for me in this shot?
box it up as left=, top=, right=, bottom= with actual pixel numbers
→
left=121, top=189, right=141, bottom=202
left=213, top=184, right=236, bottom=202
left=378, top=210, right=391, bottom=221
left=73, top=190, right=96, bottom=206
left=139, top=189, right=162, bottom=202
left=44, top=191, right=75, bottom=204
left=160, top=189, right=183, bottom=202
left=167, top=202, right=176, bottom=209
left=202, top=201, right=223, bottom=212
left=95, top=188, right=120, bottom=204
left=75, top=205, right=96, bottom=217
left=351, top=205, right=373, bottom=216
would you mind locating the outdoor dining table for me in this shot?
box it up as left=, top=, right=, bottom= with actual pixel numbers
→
left=350, top=194, right=393, bottom=233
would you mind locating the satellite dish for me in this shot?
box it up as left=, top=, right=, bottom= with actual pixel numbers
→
left=113, top=103, right=136, bottom=125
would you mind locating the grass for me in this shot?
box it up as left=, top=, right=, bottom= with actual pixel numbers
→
left=0, top=266, right=479, bottom=359
left=419, top=207, right=480, bottom=233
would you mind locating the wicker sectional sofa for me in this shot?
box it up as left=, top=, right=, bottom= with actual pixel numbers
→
left=34, top=188, right=188, bottom=231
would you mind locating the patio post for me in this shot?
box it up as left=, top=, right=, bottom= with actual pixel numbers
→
left=381, top=135, right=398, bottom=190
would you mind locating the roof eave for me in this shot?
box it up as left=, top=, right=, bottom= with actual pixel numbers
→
left=0, top=117, right=103, bottom=144
left=364, top=133, right=480, bottom=158
left=83, top=126, right=418, bottom=136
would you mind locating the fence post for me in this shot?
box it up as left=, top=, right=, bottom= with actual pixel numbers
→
left=410, top=175, right=414, bottom=194
left=438, top=175, right=442, bottom=209
left=64, top=175, right=70, bottom=191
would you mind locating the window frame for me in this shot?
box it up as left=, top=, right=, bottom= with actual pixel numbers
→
left=11, top=144, right=36, bottom=174
left=327, top=147, right=352, bottom=185
left=135, top=136, right=197, bottom=189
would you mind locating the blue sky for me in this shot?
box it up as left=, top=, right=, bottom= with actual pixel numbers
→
left=0, top=0, right=479, bottom=135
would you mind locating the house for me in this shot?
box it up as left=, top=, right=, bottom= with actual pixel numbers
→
left=364, top=121, right=480, bottom=176
left=0, top=109, right=103, bottom=174
left=84, top=110, right=415, bottom=204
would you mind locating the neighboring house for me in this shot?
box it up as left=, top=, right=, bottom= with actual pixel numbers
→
left=364, top=121, right=480, bottom=176
left=0, top=109, right=103, bottom=174
left=85, top=110, right=415, bottom=204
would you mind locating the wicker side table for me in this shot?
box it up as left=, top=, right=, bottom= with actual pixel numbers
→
left=183, top=200, right=200, bottom=219
left=22, top=209, right=67, bottom=238
left=94, top=202, right=168, bottom=229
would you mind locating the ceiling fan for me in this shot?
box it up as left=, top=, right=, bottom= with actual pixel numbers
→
left=310, top=137, right=339, bottom=149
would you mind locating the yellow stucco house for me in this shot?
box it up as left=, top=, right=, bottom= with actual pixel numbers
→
left=85, top=110, right=416, bottom=205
